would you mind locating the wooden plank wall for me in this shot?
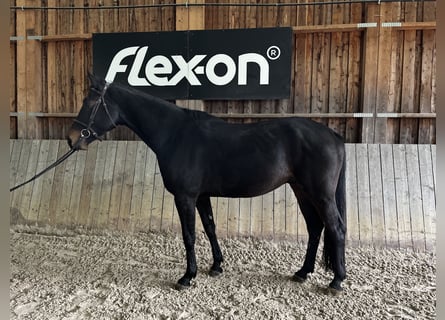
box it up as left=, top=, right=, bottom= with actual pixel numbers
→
left=9, top=0, right=436, bottom=144
left=10, top=140, right=436, bottom=251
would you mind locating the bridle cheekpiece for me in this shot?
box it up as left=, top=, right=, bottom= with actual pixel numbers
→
left=73, top=81, right=117, bottom=142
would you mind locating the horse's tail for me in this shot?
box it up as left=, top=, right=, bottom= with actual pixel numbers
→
left=323, top=147, right=347, bottom=271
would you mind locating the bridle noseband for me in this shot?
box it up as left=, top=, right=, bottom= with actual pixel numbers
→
left=73, top=82, right=117, bottom=142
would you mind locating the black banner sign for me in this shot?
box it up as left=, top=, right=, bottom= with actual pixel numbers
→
left=93, top=28, right=292, bottom=100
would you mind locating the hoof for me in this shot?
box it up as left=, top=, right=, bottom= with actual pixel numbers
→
left=292, top=272, right=308, bottom=283
left=326, top=285, right=343, bottom=296
left=209, top=267, right=223, bottom=277
left=175, top=277, right=192, bottom=290
left=174, top=282, right=190, bottom=291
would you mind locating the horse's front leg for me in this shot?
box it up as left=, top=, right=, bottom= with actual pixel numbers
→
left=196, top=196, right=223, bottom=276
left=174, top=195, right=197, bottom=290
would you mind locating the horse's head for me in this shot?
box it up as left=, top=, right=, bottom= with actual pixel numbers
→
left=67, top=73, right=119, bottom=150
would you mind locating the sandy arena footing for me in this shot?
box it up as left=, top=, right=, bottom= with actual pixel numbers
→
left=10, top=226, right=436, bottom=320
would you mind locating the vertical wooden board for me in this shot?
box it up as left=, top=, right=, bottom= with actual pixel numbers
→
left=227, top=198, right=240, bottom=238
left=118, top=141, right=138, bottom=231
left=273, top=185, right=286, bottom=240
left=327, top=4, right=347, bottom=137
left=76, top=143, right=98, bottom=227
left=296, top=196, right=307, bottom=243
left=431, top=145, right=436, bottom=194
left=346, top=2, right=362, bottom=132
left=20, top=140, right=42, bottom=221
left=418, top=145, right=436, bottom=250
left=162, top=189, right=176, bottom=233
left=117, top=0, right=129, bottom=32
left=261, top=0, right=277, bottom=27
left=367, top=144, right=385, bottom=247
left=345, top=144, right=359, bottom=246
left=405, top=145, right=425, bottom=250
left=418, top=30, right=435, bottom=143
left=327, top=30, right=347, bottom=136
left=10, top=140, right=14, bottom=158
left=26, top=0, right=43, bottom=138
left=96, top=141, right=118, bottom=229
left=28, top=140, right=50, bottom=223
left=188, top=0, right=205, bottom=30
left=9, top=140, right=24, bottom=198
left=140, top=148, right=157, bottom=231
left=162, top=0, right=175, bottom=31
left=250, top=195, right=263, bottom=238
left=345, top=29, right=361, bottom=142
left=215, top=197, right=229, bottom=238
left=356, top=144, right=372, bottom=245
left=48, top=142, right=70, bottom=226
left=149, top=1, right=162, bottom=32
left=201, top=197, right=217, bottom=236
left=262, top=191, right=274, bottom=239
left=430, top=38, right=436, bottom=144
left=374, top=3, right=393, bottom=143
left=73, top=0, right=85, bottom=112
left=402, top=1, right=420, bottom=143
left=46, top=0, right=57, bottom=139
left=68, top=149, right=87, bottom=227
left=87, top=142, right=108, bottom=229
left=175, top=0, right=189, bottom=31
left=293, top=34, right=309, bottom=113
left=54, top=144, right=78, bottom=227
left=418, top=0, right=435, bottom=144
left=361, top=4, right=379, bottom=143
left=11, top=140, right=28, bottom=205
left=238, top=198, right=251, bottom=237
left=15, top=0, right=27, bottom=138
left=108, top=141, right=128, bottom=230
left=10, top=4, right=17, bottom=138
left=379, top=144, right=399, bottom=248
left=400, top=29, right=419, bottom=144
left=285, top=183, right=298, bottom=239
left=386, top=2, right=403, bottom=144
left=392, top=144, right=412, bottom=248
left=150, top=160, right=164, bottom=232
left=37, top=140, right=60, bottom=225
left=129, top=141, right=148, bottom=231
left=171, top=194, right=182, bottom=234
left=310, top=32, right=330, bottom=122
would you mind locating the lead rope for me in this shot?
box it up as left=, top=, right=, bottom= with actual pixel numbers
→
left=10, top=148, right=77, bottom=192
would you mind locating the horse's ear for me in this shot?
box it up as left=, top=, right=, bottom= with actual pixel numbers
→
left=87, top=72, right=95, bottom=84
left=87, top=72, right=103, bottom=89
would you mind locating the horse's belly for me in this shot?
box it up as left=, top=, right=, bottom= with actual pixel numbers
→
left=210, top=166, right=291, bottom=198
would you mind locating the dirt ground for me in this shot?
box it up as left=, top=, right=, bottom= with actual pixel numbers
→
left=10, top=226, right=436, bottom=320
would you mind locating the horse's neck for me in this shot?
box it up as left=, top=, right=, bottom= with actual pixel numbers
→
left=113, top=87, right=185, bottom=154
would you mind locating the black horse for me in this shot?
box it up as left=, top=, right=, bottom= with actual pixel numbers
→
left=67, top=74, right=347, bottom=293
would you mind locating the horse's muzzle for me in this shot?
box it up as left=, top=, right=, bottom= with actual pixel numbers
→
left=67, top=129, right=89, bottom=150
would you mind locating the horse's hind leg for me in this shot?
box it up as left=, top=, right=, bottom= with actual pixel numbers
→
left=318, top=198, right=346, bottom=292
left=196, top=196, right=224, bottom=276
left=291, top=187, right=324, bottom=283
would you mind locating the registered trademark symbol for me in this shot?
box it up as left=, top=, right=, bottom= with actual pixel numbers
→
left=266, top=46, right=281, bottom=60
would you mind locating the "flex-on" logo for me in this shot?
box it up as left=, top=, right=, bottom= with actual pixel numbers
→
left=104, top=46, right=282, bottom=87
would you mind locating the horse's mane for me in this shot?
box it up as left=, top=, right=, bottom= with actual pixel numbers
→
left=109, top=80, right=225, bottom=125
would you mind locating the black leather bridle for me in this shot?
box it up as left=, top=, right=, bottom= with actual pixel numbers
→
left=10, top=82, right=117, bottom=192
left=73, top=82, right=117, bottom=142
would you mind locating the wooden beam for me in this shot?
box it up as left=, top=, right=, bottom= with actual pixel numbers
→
left=40, top=33, right=92, bottom=42
left=10, top=112, right=436, bottom=119
left=9, top=21, right=436, bottom=44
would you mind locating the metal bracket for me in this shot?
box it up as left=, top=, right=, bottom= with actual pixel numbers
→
left=357, top=22, right=378, bottom=28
